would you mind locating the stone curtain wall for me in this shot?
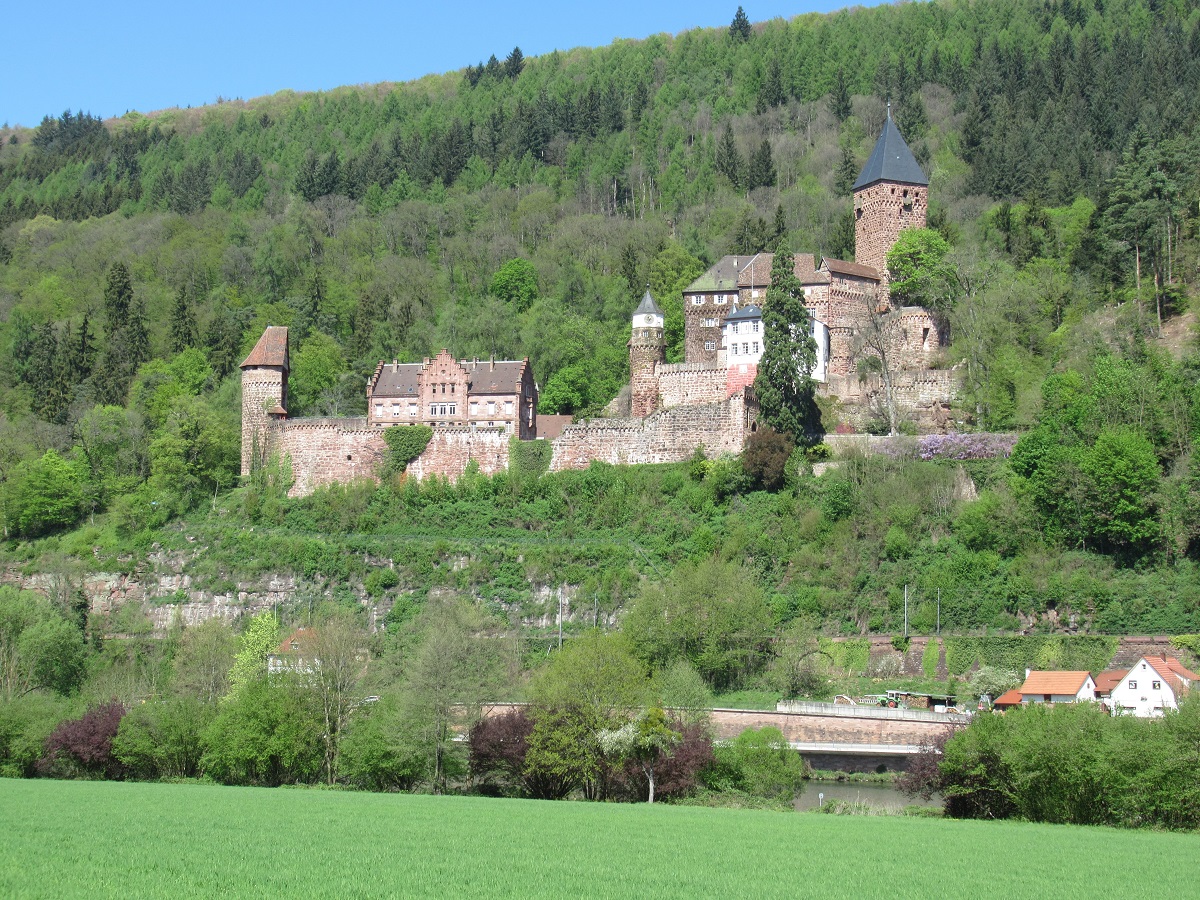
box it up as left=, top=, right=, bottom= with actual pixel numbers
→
left=655, top=363, right=729, bottom=409
left=271, top=418, right=388, bottom=497
left=821, top=368, right=963, bottom=431
left=549, top=393, right=750, bottom=471
left=406, top=427, right=510, bottom=480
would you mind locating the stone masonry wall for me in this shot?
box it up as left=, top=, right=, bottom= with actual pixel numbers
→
left=655, top=363, right=729, bottom=409
left=821, top=368, right=962, bottom=432
left=548, top=393, right=750, bottom=471
left=241, top=366, right=284, bottom=475
left=406, top=427, right=510, bottom=481
left=271, top=418, right=388, bottom=497
left=854, top=181, right=927, bottom=279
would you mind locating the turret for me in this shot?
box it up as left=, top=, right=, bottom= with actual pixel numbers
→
left=629, top=287, right=665, bottom=418
left=240, top=326, right=289, bottom=475
left=852, top=105, right=928, bottom=281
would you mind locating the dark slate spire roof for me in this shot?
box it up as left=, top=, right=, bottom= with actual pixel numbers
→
left=852, top=112, right=928, bottom=191
left=634, top=288, right=663, bottom=317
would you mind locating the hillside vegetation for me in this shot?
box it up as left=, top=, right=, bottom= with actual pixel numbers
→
left=1, top=0, right=1200, bottom=639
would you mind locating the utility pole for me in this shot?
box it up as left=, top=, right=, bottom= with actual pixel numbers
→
left=937, top=589, right=941, bottom=635
left=558, top=594, right=563, bottom=650
left=903, top=585, right=908, bottom=638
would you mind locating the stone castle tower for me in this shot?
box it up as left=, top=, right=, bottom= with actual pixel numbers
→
left=239, top=325, right=290, bottom=475
left=853, top=107, right=928, bottom=282
left=629, top=288, right=665, bottom=417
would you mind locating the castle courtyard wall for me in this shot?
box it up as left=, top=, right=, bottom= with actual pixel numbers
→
left=655, top=363, right=729, bottom=409
left=549, top=394, right=750, bottom=471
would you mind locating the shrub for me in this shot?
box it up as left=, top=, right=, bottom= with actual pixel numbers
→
left=39, top=701, right=127, bottom=780
left=509, top=437, right=551, bottom=480
left=383, top=425, right=434, bottom=475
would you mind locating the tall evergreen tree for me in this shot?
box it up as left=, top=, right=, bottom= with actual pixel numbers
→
left=716, top=124, right=743, bottom=190
left=729, top=6, right=752, bottom=42
left=829, top=67, right=853, bottom=122
left=754, top=243, right=817, bottom=441
left=834, top=146, right=858, bottom=196
left=757, top=58, right=785, bottom=112
left=504, top=47, right=525, bottom=80
left=125, top=298, right=151, bottom=376
left=69, top=313, right=95, bottom=384
left=103, top=262, right=133, bottom=330
left=771, top=204, right=788, bottom=246
left=747, top=140, right=776, bottom=190
left=170, top=285, right=198, bottom=354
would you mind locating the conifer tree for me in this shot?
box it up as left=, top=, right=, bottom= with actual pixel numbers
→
left=834, top=146, right=858, bottom=196
left=103, top=262, right=132, bottom=329
left=125, top=298, right=150, bottom=375
left=730, top=6, right=752, bottom=42
left=754, top=242, right=817, bottom=441
left=170, top=285, right=198, bottom=354
left=757, top=58, right=785, bottom=112
left=69, top=313, right=95, bottom=384
left=829, top=67, right=852, bottom=122
left=748, top=140, right=776, bottom=190
left=716, top=124, right=743, bottom=190
left=504, top=47, right=525, bottom=80
left=772, top=204, right=788, bottom=246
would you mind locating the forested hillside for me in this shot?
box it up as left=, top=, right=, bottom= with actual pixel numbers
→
left=1, top=0, right=1200, bottom=617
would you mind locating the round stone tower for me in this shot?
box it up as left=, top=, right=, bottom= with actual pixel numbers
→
left=629, top=287, right=665, bottom=418
left=239, top=326, right=290, bottom=476
left=852, top=106, right=929, bottom=283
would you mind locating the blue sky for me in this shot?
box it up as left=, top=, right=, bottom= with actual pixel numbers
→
left=2, top=1, right=883, bottom=128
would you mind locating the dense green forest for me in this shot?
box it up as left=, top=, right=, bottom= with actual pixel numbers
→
left=2, top=1, right=1200, bottom=644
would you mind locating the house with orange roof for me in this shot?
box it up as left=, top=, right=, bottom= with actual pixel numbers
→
left=992, top=689, right=1024, bottom=710
left=1109, top=656, right=1197, bottom=717
left=1092, top=670, right=1127, bottom=702
left=268, top=627, right=318, bottom=675
left=1017, top=671, right=1097, bottom=705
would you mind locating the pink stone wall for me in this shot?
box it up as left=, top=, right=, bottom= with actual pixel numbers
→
left=548, top=393, right=751, bottom=471
left=655, top=363, right=728, bottom=409
left=406, top=427, right=510, bottom=480
left=270, top=419, right=388, bottom=497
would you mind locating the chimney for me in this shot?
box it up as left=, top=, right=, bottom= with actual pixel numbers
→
left=392, top=359, right=398, bottom=372
left=490, top=355, right=495, bottom=371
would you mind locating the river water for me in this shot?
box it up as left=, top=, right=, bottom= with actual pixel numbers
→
left=795, top=781, right=941, bottom=811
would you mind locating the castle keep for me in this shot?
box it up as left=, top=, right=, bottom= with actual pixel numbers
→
left=241, top=115, right=955, bottom=496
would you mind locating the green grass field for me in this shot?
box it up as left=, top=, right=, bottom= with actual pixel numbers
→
left=1, top=780, right=1197, bottom=898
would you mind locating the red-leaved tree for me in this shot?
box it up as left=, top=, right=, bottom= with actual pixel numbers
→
left=39, top=700, right=127, bottom=780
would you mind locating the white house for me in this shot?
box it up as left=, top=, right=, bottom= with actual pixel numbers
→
left=721, top=304, right=831, bottom=383
left=1109, top=656, right=1196, bottom=717
left=1017, top=671, right=1097, bottom=704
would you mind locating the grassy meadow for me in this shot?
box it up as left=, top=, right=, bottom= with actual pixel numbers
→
left=2, top=780, right=1198, bottom=898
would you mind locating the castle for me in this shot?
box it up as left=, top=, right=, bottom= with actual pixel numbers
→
left=241, top=116, right=957, bottom=496
left=628, top=111, right=957, bottom=430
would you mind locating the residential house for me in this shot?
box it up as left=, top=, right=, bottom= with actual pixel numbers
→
left=1017, top=671, right=1097, bottom=704
left=1109, top=656, right=1197, bottom=717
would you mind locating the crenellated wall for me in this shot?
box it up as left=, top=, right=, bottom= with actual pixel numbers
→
left=655, top=363, right=730, bottom=409
left=406, top=427, right=510, bottom=480
left=268, top=418, right=387, bottom=497
left=549, top=393, right=752, bottom=471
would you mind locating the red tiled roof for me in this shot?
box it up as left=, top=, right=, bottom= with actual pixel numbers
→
left=536, top=415, right=574, bottom=442
left=822, top=257, right=881, bottom=281
left=736, top=252, right=773, bottom=288
left=240, top=326, right=290, bottom=370
left=1146, top=656, right=1198, bottom=682
left=275, top=627, right=315, bottom=655
left=1019, top=671, right=1093, bottom=696
left=993, top=689, right=1024, bottom=707
left=1092, top=670, right=1127, bottom=695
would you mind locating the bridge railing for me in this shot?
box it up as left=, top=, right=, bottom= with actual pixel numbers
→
left=773, top=700, right=972, bottom=725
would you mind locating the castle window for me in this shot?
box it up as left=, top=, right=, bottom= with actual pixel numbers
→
left=449, top=404, right=457, bottom=415
left=692, top=296, right=703, bottom=305
left=470, top=402, right=478, bottom=414
left=743, top=343, right=750, bottom=355
left=731, top=323, right=739, bottom=334
left=408, top=403, right=417, bottom=416
left=429, top=405, right=436, bottom=416
left=450, top=383, right=455, bottom=394
left=752, top=322, right=759, bottom=333
left=505, top=400, right=513, bottom=414
left=391, top=404, right=399, bottom=417
left=439, top=405, right=448, bottom=416
left=704, top=341, right=716, bottom=351
left=715, top=295, right=727, bottom=305
left=703, top=318, right=717, bottom=328
left=753, top=342, right=759, bottom=354
left=487, top=401, right=496, bottom=414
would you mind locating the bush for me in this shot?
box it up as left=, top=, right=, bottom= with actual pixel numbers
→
left=383, top=425, right=434, bottom=475
left=39, top=700, right=127, bottom=780
left=705, top=726, right=808, bottom=800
